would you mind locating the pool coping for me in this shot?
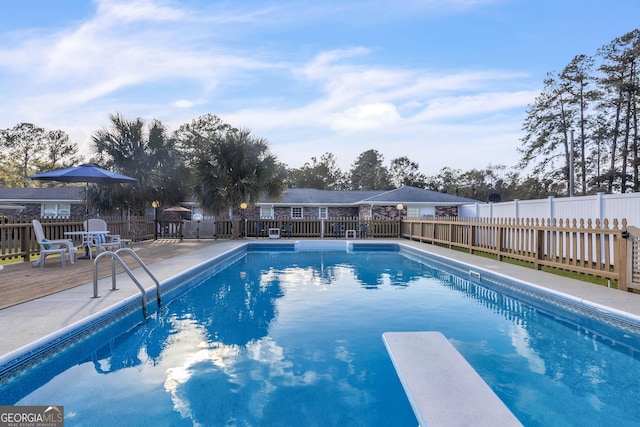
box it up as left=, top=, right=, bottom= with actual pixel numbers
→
left=401, top=245, right=640, bottom=341
left=0, top=240, right=244, bottom=364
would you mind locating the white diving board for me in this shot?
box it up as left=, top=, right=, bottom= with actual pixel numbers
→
left=382, top=332, right=522, bottom=427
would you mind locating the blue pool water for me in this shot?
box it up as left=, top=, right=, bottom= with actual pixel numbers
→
left=2, top=246, right=640, bottom=426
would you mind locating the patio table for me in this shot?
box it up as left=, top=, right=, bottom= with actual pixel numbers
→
left=64, top=231, right=110, bottom=259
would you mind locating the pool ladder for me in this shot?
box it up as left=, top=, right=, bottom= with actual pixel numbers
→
left=92, top=248, right=161, bottom=319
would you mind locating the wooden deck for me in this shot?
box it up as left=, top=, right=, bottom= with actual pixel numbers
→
left=0, top=239, right=220, bottom=310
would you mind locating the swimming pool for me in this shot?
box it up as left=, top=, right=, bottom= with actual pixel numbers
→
left=1, top=242, right=640, bottom=426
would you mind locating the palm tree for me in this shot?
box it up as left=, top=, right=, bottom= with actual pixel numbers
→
left=194, top=129, right=286, bottom=216
left=90, top=113, right=190, bottom=213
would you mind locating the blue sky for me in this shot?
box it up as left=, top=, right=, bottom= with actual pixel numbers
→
left=1, top=0, right=639, bottom=174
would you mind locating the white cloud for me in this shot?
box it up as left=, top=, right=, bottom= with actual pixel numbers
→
left=94, top=0, right=187, bottom=24
left=172, top=99, right=197, bottom=109
left=329, top=102, right=401, bottom=132
left=0, top=0, right=538, bottom=174
left=221, top=47, right=533, bottom=171
left=412, top=90, right=538, bottom=121
left=299, top=47, right=371, bottom=80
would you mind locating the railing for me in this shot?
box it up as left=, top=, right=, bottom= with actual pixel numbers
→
left=174, top=218, right=400, bottom=239
left=0, top=216, right=152, bottom=263
left=0, top=216, right=401, bottom=262
left=0, top=218, right=88, bottom=264
left=92, top=248, right=161, bottom=319
left=241, top=219, right=400, bottom=239
left=401, top=217, right=633, bottom=291
left=4, top=214, right=636, bottom=292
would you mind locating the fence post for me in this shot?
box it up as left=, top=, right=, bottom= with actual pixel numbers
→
left=496, top=222, right=503, bottom=261
left=469, top=222, right=476, bottom=254
left=597, top=192, right=605, bottom=225
left=535, top=227, right=545, bottom=271
left=618, top=219, right=628, bottom=291
left=21, top=223, right=30, bottom=262
left=624, top=225, right=639, bottom=291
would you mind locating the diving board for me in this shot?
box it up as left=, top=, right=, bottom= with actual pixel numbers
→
left=382, top=332, right=522, bottom=427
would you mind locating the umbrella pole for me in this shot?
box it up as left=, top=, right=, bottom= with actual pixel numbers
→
left=81, top=182, right=91, bottom=259
left=85, top=182, right=89, bottom=220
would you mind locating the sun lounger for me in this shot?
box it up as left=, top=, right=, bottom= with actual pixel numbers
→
left=32, top=219, right=78, bottom=268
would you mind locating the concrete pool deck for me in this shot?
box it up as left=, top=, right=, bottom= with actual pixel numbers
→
left=2, top=238, right=640, bottom=357
left=0, top=239, right=242, bottom=356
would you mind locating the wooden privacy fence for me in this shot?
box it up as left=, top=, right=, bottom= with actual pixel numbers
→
left=0, top=216, right=157, bottom=264
left=0, top=217, right=400, bottom=262
left=182, top=218, right=400, bottom=239
left=5, top=214, right=639, bottom=292
left=241, top=218, right=399, bottom=239
left=401, top=217, right=638, bottom=291
left=629, top=226, right=640, bottom=290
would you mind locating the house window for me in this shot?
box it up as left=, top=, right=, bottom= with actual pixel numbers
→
left=192, top=208, right=205, bottom=221
left=260, top=206, right=274, bottom=219
left=291, top=207, right=303, bottom=219
left=42, top=203, right=71, bottom=218
left=407, top=207, right=420, bottom=218
left=318, top=207, right=328, bottom=219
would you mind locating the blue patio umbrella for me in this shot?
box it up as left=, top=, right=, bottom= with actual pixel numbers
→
left=29, top=163, right=138, bottom=185
left=29, top=163, right=138, bottom=221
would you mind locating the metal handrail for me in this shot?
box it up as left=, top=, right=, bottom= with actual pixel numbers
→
left=92, top=249, right=161, bottom=319
left=115, top=247, right=161, bottom=308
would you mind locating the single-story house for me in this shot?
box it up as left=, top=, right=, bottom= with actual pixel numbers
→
left=0, top=187, right=85, bottom=218
left=0, top=186, right=477, bottom=220
left=244, top=186, right=477, bottom=220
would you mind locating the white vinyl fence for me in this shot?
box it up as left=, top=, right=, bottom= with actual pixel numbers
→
left=459, top=192, right=640, bottom=228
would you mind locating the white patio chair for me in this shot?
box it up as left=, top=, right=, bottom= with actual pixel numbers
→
left=83, top=219, right=121, bottom=258
left=32, top=219, right=78, bottom=268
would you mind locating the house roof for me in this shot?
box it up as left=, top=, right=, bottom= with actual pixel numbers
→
left=0, top=187, right=84, bottom=202
left=261, top=188, right=382, bottom=205
left=260, top=186, right=477, bottom=206
left=1, top=185, right=477, bottom=207
left=361, top=186, right=478, bottom=205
